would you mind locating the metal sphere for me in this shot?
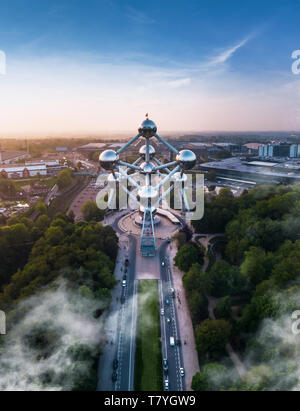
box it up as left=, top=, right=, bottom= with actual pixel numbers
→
left=139, top=205, right=157, bottom=215
left=99, top=150, right=119, bottom=170
left=138, top=118, right=157, bottom=138
left=176, top=150, right=196, bottom=170
left=140, top=161, right=156, bottom=174
left=139, top=144, right=156, bottom=158
left=138, top=186, right=159, bottom=200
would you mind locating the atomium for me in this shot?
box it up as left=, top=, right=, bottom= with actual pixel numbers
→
left=99, top=115, right=196, bottom=257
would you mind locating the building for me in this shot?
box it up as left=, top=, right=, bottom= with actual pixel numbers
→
left=258, top=143, right=298, bottom=158
left=200, top=157, right=300, bottom=185
left=25, top=160, right=65, bottom=176
left=0, top=164, right=47, bottom=179
left=212, top=143, right=241, bottom=153
left=242, top=143, right=263, bottom=155
left=56, top=147, right=68, bottom=152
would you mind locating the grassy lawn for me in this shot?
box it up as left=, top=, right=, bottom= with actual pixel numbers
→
left=134, top=280, right=163, bottom=391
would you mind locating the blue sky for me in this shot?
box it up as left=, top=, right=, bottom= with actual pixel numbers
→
left=0, top=0, right=300, bottom=134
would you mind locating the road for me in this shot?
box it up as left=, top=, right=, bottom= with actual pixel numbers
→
left=159, top=241, right=186, bottom=391
left=98, top=213, right=186, bottom=392
left=114, top=234, right=137, bottom=391
left=97, top=229, right=138, bottom=391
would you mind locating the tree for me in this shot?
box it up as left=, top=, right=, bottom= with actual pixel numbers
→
left=208, top=260, right=248, bottom=297
left=192, top=363, right=229, bottom=391
left=36, top=214, right=50, bottom=233
left=35, top=201, right=47, bottom=215
left=238, top=295, right=280, bottom=333
left=241, top=247, right=275, bottom=287
left=215, top=296, right=232, bottom=319
left=174, top=243, right=204, bottom=272
left=45, top=226, right=64, bottom=246
left=195, top=319, right=232, bottom=361
left=81, top=201, right=105, bottom=222
left=183, top=263, right=209, bottom=294
left=57, top=169, right=73, bottom=190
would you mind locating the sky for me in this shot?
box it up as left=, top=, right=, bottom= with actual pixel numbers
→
left=0, top=0, right=300, bottom=135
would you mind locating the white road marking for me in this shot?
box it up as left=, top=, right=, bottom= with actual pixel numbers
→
left=166, top=258, right=184, bottom=391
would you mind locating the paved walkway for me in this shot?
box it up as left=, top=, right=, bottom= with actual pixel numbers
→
left=168, top=244, right=200, bottom=391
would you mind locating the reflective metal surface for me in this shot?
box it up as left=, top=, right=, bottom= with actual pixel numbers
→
left=139, top=144, right=156, bottom=157
left=138, top=118, right=157, bottom=138
left=140, top=161, right=156, bottom=174
left=138, top=186, right=159, bottom=199
left=176, top=150, right=196, bottom=170
left=99, top=150, right=119, bottom=170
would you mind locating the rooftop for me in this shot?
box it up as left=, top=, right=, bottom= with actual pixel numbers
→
left=200, top=157, right=300, bottom=180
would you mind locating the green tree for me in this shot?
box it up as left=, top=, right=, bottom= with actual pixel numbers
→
left=35, top=201, right=47, bottom=215
left=241, top=247, right=275, bottom=287
left=195, top=319, right=232, bottom=361
left=81, top=201, right=105, bottom=222
left=36, top=214, right=51, bottom=233
left=208, top=260, right=248, bottom=297
left=57, top=169, right=73, bottom=190
left=174, top=243, right=204, bottom=272
left=215, top=296, right=232, bottom=319
left=192, top=363, right=229, bottom=391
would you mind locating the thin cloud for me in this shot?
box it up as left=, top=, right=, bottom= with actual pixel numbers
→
left=166, top=77, right=191, bottom=88
left=125, top=6, right=155, bottom=24
left=208, top=36, right=252, bottom=66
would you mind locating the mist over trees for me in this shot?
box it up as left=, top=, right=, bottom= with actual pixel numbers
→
left=0, top=212, right=119, bottom=391
left=181, top=184, right=300, bottom=391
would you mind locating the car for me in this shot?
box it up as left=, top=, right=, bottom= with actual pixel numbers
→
left=113, top=359, right=119, bottom=370
left=165, top=298, right=170, bottom=305
left=170, top=288, right=175, bottom=298
left=180, top=367, right=185, bottom=377
left=160, top=308, right=165, bottom=316
left=161, top=261, right=165, bottom=267
left=163, top=359, right=168, bottom=374
left=170, top=337, right=175, bottom=347
left=125, top=258, right=129, bottom=267
left=176, top=339, right=181, bottom=347
left=122, top=274, right=127, bottom=281
left=167, top=239, right=171, bottom=244
left=112, top=371, right=118, bottom=382
left=122, top=279, right=127, bottom=287
left=164, top=379, right=169, bottom=391
left=166, top=317, right=171, bottom=324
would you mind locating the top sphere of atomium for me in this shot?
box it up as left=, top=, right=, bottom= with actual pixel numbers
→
left=138, top=118, right=157, bottom=138
left=176, top=150, right=197, bottom=170
left=99, top=149, right=119, bottom=170
left=139, top=144, right=156, bottom=159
